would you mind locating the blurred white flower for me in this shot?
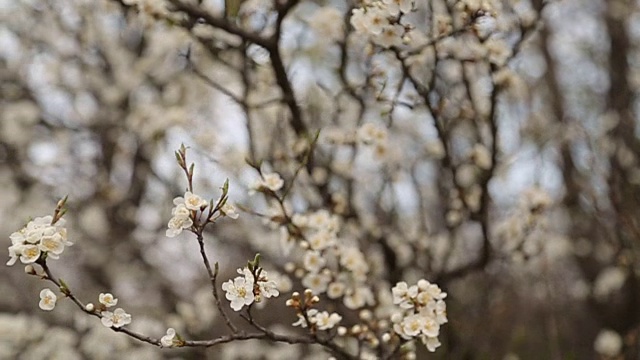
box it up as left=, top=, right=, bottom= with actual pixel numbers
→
left=221, top=202, right=240, bottom=219
left=594, top=329, right=622, bottom=357
left=263, top=173, right=284, bottom=192
left=373, top=24, right=405, bottom=48
left=593, top=267, right=627, bottom=300
left=344, top=286, right=374, bottom=309
left=308, top=230, right=335, bottom=251
left=327, top=282, right=346, bottom=299
left=302, top=272, right=331, bottom=294
left=303, top=250, right=326, bottom=273
left=382, top=0, right=413, bottom=16
left=309, top=7, right=344, bottom=42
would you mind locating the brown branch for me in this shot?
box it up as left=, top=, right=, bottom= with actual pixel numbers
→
left=38, top=260, right=162, bottom=346
left=167, top=0, right=271, bottom=49
left=264, top=0, right=308, bottom=137
left=195, top=233, right=239, bottom=333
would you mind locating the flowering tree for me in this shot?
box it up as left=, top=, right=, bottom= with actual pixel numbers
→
left=2, top=0, right=639, bottom=359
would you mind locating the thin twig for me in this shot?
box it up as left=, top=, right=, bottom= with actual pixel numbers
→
left=39, top=260, right=162, bottom=346
left=196, top=233, right=238, bottom=333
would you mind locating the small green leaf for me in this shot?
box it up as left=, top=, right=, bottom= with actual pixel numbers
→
left=59, top=279, right=71, bottom=296
left=222, top=178, right=229, bottom=195
left=252, top=253, right=261, bottom=268
left=57, top=195, right=68, bottom=209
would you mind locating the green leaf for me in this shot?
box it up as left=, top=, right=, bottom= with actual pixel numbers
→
left=222, top=178, right=229, bottom=195
left=59, top=278, right=71, bottom=296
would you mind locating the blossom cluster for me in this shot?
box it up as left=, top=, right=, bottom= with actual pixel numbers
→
left=7, top=215, right=72, bottom=266
left=357, top=123, right=389, bottom=158
left=390, top=280, right=448, bottom=352
left=166, top=187, right=240, bottom=238
left=84, top=293, right=132, bottom=328
left=287, top=210, right=374, bottom=310
left=351, top=0, right=415, bottom=48
left=286, top=290, right=342, bottom=331
left=90, top=293, right=132, bottom=329
left=166, top=191, right=204, bottom=237
left=222, top=267, right=280, bottom=311
left=292, top=308, right=342, bottom=331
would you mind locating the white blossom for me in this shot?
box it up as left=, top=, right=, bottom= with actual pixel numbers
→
left=171, top=203, right=191, bottom=218
left=344, top=286, right=375, bottom=309
left=422, top=336, right=442, bottom=352
left=263, top=173, right=284, bottom=192
left=99, top=293, right=118, bottom=307
left=302, top=272, right=331, bottom=294
left=19, top=244, right=41, bottom=264
left=303, top=250, right=326, bottom=273
left=313, top=311, right=342, bottom=330
left=292, top=313, right=309, bottom=328
left=101, top=308, right=132, bottom=328
left=308, top=230, right=335, bottom=251
left=339, top=246, right=369, bottom=275
left=166, top=215, right=193, bottom=238
left=37, top=233, right=65, bottom=259
left=222, top=276, right=255, bottom=311
left=39, top=288, right=57, bottom=311
left=256, top=270, right=280, bottom=300
left=160, top=328, right=177, bottom=348
left=183, top=191, right=208, bottom=211
left=401, top=313, right=426, bottom=337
